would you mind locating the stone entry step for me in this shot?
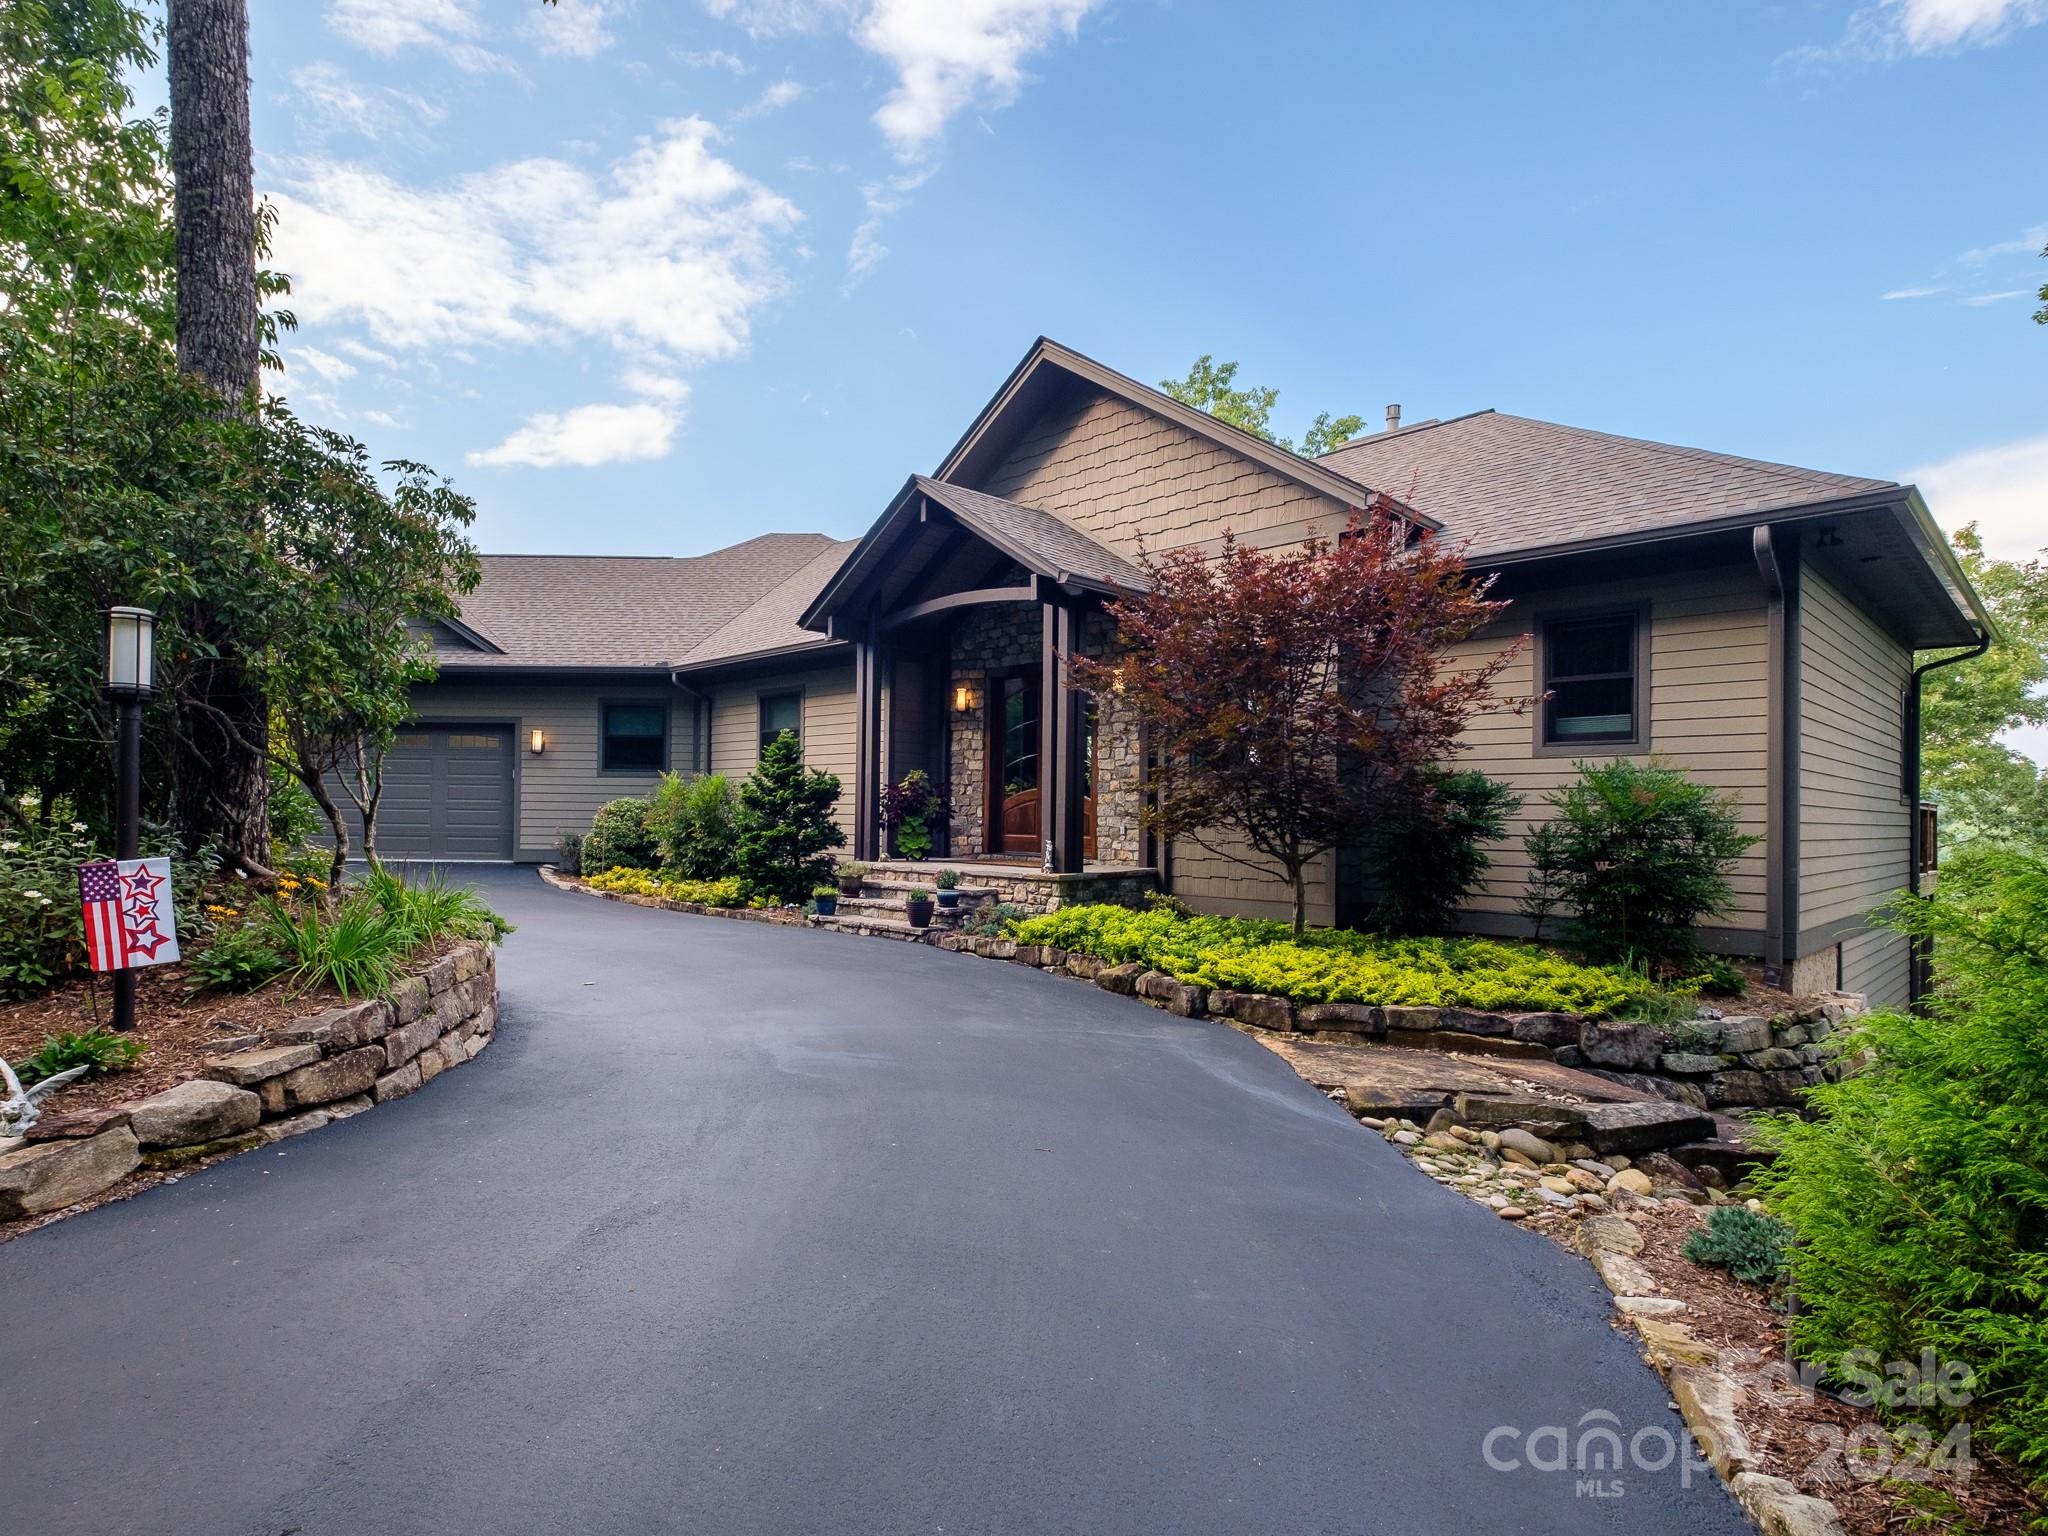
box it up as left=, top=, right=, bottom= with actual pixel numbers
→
left=814, top=913, right=939, bottom=943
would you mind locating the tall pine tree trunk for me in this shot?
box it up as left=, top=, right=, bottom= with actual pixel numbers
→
left=168, top=0, right=269, bottom=871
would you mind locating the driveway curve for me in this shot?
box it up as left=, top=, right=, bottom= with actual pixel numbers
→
left=1, top=870, right=1750, bottom=1536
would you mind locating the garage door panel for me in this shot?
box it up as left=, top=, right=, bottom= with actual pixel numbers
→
left=322, top=724, right=513, bottom=862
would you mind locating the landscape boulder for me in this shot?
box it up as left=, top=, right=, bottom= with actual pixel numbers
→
left=1208, top=991, right=1296, bottom=1031
left=0, top=1126, right=140, bottom=1217
left=1298, top=1002, right=1384, bottom=1035
left=1575, top=1100, right=1715, bottom=1155
left=128, top=1080, right=262, bottom=1149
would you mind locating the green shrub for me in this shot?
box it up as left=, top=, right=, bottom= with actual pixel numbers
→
left=0, top=822, right=91, bottom=999
left=1681, top=1206, right=1792, bottom=1285
left=15, top=1026, right=146, bottom=1087
left=1753, top=848, right=2048, bottom=1503
left=555, top=831, right=583, bottom=877
left=188, top=923, right=288, bottom=993
left=649, top=771, right=741, bottom=880
left=584, top=797, right=658, bottom=875
left=734, top=730, right=845, bottom=903
left=1014, top=904, right=1653, bottom=1014
left=1520, top=758, right=1755, bottom=965
left=1361, top=767, right=1520, bottom=936
left=582, top=868, right=748, bottom=906
left=961, top=901, right=1026, bottom=937
left=259, top=892, right=407, bottom=999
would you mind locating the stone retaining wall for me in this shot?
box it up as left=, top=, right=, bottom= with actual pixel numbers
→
left=926, top=933, right=1867, bottom=1111
left=0, top=940, right=499, bottom=1222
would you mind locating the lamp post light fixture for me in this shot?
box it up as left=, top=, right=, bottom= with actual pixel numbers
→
left=102, top=606, right=155, bottom=1033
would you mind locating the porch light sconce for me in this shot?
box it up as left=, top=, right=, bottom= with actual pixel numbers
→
left=953, top=684, right=975, bottom=712
left=529, top=727, right=546, bottom=756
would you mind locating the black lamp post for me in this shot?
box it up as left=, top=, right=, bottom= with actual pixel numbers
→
left=103, top=605, right=155, bottom=1033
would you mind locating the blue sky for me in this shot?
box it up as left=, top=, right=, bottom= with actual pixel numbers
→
left=181, top=1, right=2046, bottom=564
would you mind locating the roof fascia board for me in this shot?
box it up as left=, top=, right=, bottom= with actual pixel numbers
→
left=796, top=477, right=923, bottom=630
left=933, top=337, right=1440, bottom=533
left=432, top=615, right=505, bottom=654
left=1892, top=485, right=1997, bottom=640
left=914, top=478, right=1125, bottom=596
left=672, top=637, right=852, bottom=677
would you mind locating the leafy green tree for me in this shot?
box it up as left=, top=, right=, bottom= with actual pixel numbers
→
left=1755, top=846, right=2048, bottom=1503
left=1921, top=526, right=2048, bottom=847
left=734, top=731, right=845, bottom=903
left=1159, top=355, right=1367, bottom=459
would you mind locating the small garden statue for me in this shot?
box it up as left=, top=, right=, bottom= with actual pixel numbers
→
left=0, top=1056, right=87, bottom=1139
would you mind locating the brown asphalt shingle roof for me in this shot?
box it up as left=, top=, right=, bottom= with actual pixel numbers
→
left=429, top=532, right=841, bottom=670
left=674, top=538, right=860, bottom=670
left=914, top=477, right=1148, bottom=593
left=1315, top=411, right=1897, bottom=560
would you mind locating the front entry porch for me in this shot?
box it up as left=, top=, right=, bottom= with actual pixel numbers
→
left=804, top=475, right=1158, bottom=883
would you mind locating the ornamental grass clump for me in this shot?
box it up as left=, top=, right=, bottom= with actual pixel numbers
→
left=1752, top=847, right=2048, bottom=1508
left=1013, top=904, right=1651, bottom=1015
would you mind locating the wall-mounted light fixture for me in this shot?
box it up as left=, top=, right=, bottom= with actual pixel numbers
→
left=529, top=727, right=546, bottom=756
left=953, top=683, right=975, bottom=712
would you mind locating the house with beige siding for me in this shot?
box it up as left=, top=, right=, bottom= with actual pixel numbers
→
left=388, top=337, right=1990, bottom=1008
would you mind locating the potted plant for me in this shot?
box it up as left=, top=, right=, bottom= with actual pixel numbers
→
left=904, top=886, right=935, bottom=928
left=836, top=859, right=869, bottom=897
left=934, top=868, right=962, bottom=911
left=812, top=885, right=840, bottom=917
left=880, top=770, right=953, bottom=861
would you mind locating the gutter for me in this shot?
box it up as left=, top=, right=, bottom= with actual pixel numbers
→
left=1754, top=527, right=1798, bottom=987
left=668, top=670, right=714, bottom=777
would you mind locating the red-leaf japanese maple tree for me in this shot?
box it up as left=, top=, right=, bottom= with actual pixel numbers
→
left=1073, top=499, right=1525, bottom=934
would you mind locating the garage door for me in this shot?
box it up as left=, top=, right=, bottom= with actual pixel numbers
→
left=328, top=725, right=515, bottom=862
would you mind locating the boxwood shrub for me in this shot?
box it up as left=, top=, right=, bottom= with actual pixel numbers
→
left=1011, top=904, right=1652, bottom=1015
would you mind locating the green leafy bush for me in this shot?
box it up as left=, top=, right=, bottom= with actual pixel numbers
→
left=555, top=831, right=582, bottom=877
left=15, top=1026, right=146, bottom=1087
left=582, top=868, right=748, bottom=906
left=1753, top=847, right=2048, bottom=1503
left=961, top=901, right=1026, bottom=937
left=1014, top=904, right=1653, bottom=1014
left=734, top=730, right=845, bottom=903
left=583, top=797, right=658, bottom=876
left=1520, top=758, right=1755, bottom=964
left=0, top=822, right=91, bottom=999
left=1361, top=767, right=1520, bottom=936
left=1681, top=1206, right=1791, bottom=1285
left=188, top=922, right=288, bottom=993
left=649, top=771, right=741, bottom=880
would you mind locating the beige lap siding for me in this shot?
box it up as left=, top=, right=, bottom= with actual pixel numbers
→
left=1443, top=562, right=1771, bottom=944
left=977, top=387, right=1354, bottom=561
left=404, top=679, right=695, bottom=860
left=1840, top=925, right=1910, bottom=1007
left=1172, top=837, right=1338, bottom=928
left=1797, top=565, right=1912, bottom=936
left=707, top=661, right=859, bottom=839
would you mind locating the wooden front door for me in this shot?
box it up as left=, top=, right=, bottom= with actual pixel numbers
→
left=986, top=674, right=1096, bottom=859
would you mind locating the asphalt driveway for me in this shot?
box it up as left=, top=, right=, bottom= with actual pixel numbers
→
left=1, top=870, right=1752, bottom=1535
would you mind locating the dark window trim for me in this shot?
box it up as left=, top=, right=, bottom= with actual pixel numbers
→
left=757, top=686, right=805, bottom=756
left=599, top=698, right=670, bottom=775
left=1532, top=602, right=1651, bottom=757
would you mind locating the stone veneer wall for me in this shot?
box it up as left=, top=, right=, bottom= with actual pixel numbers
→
left=945, top=604, right=1144, bottom=867
left=0, top=941, right=499, bottom=1221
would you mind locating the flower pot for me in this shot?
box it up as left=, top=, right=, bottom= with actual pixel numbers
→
left=814, top=894, right=838, bottom=917
left=837, top=874, right=864, bottom=897
left=935, top=889, right=961, bottom=910
left=905, top=898, right=933, bottom=929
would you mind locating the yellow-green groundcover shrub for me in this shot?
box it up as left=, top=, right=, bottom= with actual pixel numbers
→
left=1012, top=904, right=1653, bottom=1015
left=582, top=868, right=748, bottom=908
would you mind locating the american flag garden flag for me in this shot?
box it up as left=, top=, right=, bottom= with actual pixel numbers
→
left=78, top=857, right=181, bottom=972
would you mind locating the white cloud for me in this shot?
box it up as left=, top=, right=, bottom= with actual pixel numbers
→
left=1961, top=288, right=2032, bottom=305
left=292, top=345, right=359, bottom=383
left=857, top=0, right=1102, bottom=159
left=1959, top=223, right=2048, bottom=265
left=621, top=366, right=690, bottom=403
left=337, top=338, right=398, bottom=368
left=469, top=400, right=680, bottom=468
left=844, top=167, right=930, bottom=290
left=1882, top=285, right=1942, bottom=299
left=364, top=408, right=407, bottom=429
left=527, top=0, right=627, bottom=59
left=290, top=63, right=445, bottom=141
left=1913, top=433, right=2048, bottom=561
left=737, top=78, right=807, bottom=118
left=673, top=46, right=749, bottom=71
left=267, top=117, right=802, bottom=368
left=1789, top=0, right=2047, bottom=63
left=325, top=0, right=512, bottom=73
left=701, top=0, right=857, bottom=37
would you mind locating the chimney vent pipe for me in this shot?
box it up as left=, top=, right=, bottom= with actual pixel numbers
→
left=1385, top=404, right=1401, bottom=432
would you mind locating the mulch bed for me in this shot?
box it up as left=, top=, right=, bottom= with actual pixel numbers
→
left=1623, top=1203, right=2040, bottom=1534
left=0, top=963, right=347, bottom=1111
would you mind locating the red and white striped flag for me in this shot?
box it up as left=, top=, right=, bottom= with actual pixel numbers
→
left=77, top=857, right=180, bottom=972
